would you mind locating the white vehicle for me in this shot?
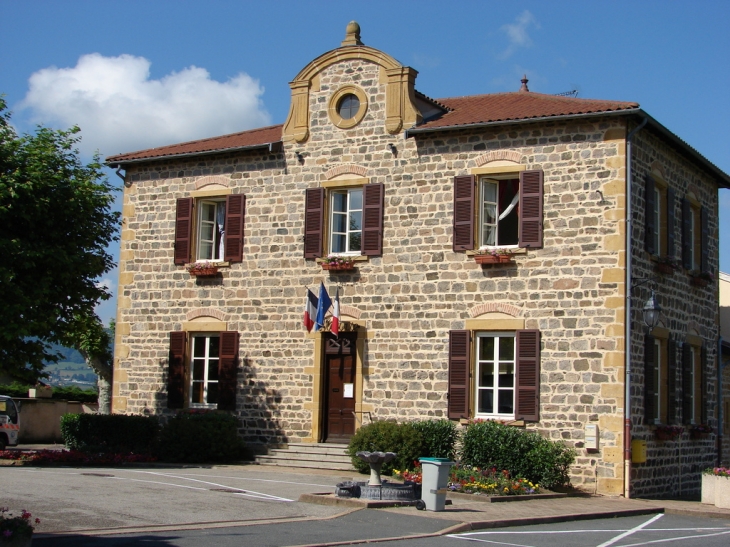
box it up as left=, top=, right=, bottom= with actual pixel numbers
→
left=0, top=395, right=20, bottom=450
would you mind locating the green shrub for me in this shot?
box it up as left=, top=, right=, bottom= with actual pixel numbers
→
left=60, top=414, right=159, bottom=454
left=0, top=383, right=98, bottom=403
left=410, top=419, right=458, bottom=459
left=460, top=420, right=575, bottom=489
left=347, top=421, right=423, bottom=475
left=0, top=383, right=29, bottom=399
left=155, top=411, right=246, bottom=463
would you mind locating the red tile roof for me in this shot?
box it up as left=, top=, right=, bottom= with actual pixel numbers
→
left=106, top=124, right=284, bottom=164
left=413, top=91, right=639, bottom=131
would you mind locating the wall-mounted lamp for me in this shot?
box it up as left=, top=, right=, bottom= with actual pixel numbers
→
left=387, top=143, right=397, bottom=155
left=642, top=289, right=662, bottom=329
left=295, top=151, right=304, bottom=163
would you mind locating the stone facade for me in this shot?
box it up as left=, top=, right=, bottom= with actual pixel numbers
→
left=109, top=24, right=727, bottom=498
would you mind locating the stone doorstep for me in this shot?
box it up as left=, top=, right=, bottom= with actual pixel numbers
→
left=255, top=457, right=355, bottom=471
left=264, top=450, right=352, bottom=462
left=299, top=492, right=453, bottom=509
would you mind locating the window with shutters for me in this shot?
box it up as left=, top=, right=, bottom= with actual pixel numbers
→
left=174, top=194, right=246, bottom=266
left=644, top=175, right=674, bottom=259
left=453, top=170, right=543, bottom=252
left=644, top=330, right=671, bottom=425
left=448, top=329, right=540, bottom=422
left=682, top=195, right=707, bottom=274
left=304, top=182, right=384, bottom=259
left=167, top=331, right=239, bottom=411
left=681, top=338, right=705, bottom=425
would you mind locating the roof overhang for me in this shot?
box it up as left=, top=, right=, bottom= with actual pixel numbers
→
left=106, top=141, right=283, bottom=168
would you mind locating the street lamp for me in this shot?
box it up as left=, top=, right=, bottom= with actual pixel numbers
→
left=642, top=289, right=661, bottom=329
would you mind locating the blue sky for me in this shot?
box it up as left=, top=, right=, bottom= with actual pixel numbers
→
left=3, top=0, right=729, bottom=325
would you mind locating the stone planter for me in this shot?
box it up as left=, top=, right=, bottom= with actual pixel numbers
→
left=716, top=476, right=730, bottom=509
left=474, top=254, right=514, bottom=265
left=321, top=262, right=355, bottom=271
left=702, top=474, right=716, bottom=504
left=189, top=267, right=218, bottom=277
left=0, top=532, right=33, bottom=547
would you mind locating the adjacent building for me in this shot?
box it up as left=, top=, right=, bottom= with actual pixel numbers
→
left=106, top=22, right=730, bottom=497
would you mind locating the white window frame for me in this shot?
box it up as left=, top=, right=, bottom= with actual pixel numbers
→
left=653, top=339, right=662, bottom=425
left=189, top=334, right=220, bottom=408
left=329, top=187, right=363, bottom=255
left=196, top=199, right=226, bottom=261
left=478, top=175, right=520, bottom=250
left=474, top=332, right=516, bottom=420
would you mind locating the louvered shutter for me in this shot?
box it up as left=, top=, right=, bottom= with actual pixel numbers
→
left=516, top=329, right=540, bottom=422
left=518, top=170, right=544, bottom=249
left=224, top=194, right=246, bottom=262
left=700, top=207, right=709, bottom=275
left=644, top=334, right=656, bottom=424
left=304, top=188, right=324, bottom=258
left=362, top=183, right=384, bottom=256
left=666, top=188, right=675, bottom=258
left=645, top=176, right=656, bottom=255
left=667, top=337, right=677, bottom=424
left=448, top=330, right=470, bottom=419
left=681, top=342, right=692, bottom=424
left=168, top=331, right=187, bottom=409
left=682, top=198, right=692, bottom=270
left=174, top=198, right=193, bottom=265
left=700, top=346, right=708, bottom=425
left=452, top=175, right=475, bottom=251
left=218, top=331, right=239, bottom=411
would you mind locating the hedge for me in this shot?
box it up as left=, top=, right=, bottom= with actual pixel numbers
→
left=60, top=413, right=159, bottom=454
left=156, top=411, right=246, bottom=463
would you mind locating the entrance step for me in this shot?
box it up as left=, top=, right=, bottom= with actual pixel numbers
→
left=255, top=442, right=356, bottom=471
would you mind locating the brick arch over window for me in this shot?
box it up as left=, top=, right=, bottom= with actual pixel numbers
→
left=324, top=164, right=368, bottom=180
left=650, top=162, right=666, bottom=179
left=469, top=303, right=521, bottom=318
left=340, top=305, right=362, bottom=320
left=195, top=175, right=231, bottom=190
left=474, top=151, right=524, bottom=167
left=186, top=308, right=227, bottom=322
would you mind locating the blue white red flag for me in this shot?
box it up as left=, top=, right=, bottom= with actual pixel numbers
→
left=332, top=288, right=341, bottom=336
left=303, top=288, right=318, bottom=332
left=314, top=282, right=332, bottom=332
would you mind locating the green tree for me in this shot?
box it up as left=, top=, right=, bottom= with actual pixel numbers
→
left=0, top=98, right=120, bottom=383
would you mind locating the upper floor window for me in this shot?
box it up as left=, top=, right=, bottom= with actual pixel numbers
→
left=453, top=170, right=543, bottom=252
left=644, top=175, right=675, bottom=258
left=174, top=194, right=246, bottom=265
left=337, top=94, right=360, bottom=121
left=681, top=196, right=709, bottom=273
left=330, top=188, right=363, bottom=254
left=304, top=183, right=383, bottom=259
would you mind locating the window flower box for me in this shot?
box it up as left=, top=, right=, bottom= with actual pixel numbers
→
left=321, top=255, right=356, bottom=271
left=689, top=271, right=713, bottom=288
left=689, top=424, right=713, bottom=440
left=186, top=262, right=219, bottom=277
left=474, top=250, right=515, bottom=265
left=654, top=257, right=677, bottom=275
left=654, top=425, right=683, bottom=441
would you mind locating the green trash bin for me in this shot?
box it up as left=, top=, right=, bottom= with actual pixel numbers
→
left=419, top=457, right=454, bottom=511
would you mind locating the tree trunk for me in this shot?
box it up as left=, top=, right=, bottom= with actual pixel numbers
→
left=80, top=350, right=112, bottom=414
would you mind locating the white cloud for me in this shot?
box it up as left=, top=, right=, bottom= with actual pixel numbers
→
left=498, top=11, right=539, bottom=60
left=20, top=53, right=272, bottom=157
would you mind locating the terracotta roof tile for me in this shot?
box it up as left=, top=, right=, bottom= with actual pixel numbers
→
left=413, top=91, right=639, bottom=131
left=106, top=124, right=283, bottom=164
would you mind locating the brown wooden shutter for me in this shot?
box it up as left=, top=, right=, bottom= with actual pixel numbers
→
left=304, top=188, right=324, bottom=258
left=168, top=331, right=187, bottom=409
left=224, top=194, right=246, bottom=263
left=667, top=336, right=677, bottom=424
left=700, top=346, right=708, bottom=425
left=452, top=175, right=475, bottom=251
left=448, top=330, right=470, bottom=419
left=681, top=342, right=692, bottom=424
left=218, top=331, right=239, bottom=411
left=644, top=333, right=656, bottom=424
left=700, top=206, right=709, bottom=274
left=174, top=198, right=193, bottom=265
left=666, top=187, right=675, bottom=258
left=362, top=183, right=384, bottom=256
left=516, top=329, right=540, bottom=422
left=518, top=170, right=544, bottom=249
left=645, top=176, right=656, bottom=255
left=681, top=198, right=692, bottom=270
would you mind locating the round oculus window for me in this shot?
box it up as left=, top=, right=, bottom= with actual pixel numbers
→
left=337, top=94, right=360, bottom=120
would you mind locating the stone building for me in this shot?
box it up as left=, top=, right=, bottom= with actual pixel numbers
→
left=106, top=22, right=729, bottom=498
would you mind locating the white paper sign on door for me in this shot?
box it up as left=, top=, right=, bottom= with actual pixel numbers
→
left=343, top=383, right=354, bottom=398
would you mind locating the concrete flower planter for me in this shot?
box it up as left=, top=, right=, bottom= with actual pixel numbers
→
left=701, top=474, right=716, bottom=504
left=715, top=476, right=730, bottom=509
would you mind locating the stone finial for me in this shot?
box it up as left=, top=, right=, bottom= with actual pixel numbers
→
left=342, top=21, right=363, bottom=46
left=520, top=75, right=530, bottom=92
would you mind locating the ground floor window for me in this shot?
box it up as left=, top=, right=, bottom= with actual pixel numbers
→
left=190, top=334, right=219, bottom=407
left=475, top=333, right=515, bottom=418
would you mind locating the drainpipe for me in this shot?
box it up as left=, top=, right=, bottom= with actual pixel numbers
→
left=719, top=335, right=725, bottom=466
left=624, top=116, right=648, bottom=499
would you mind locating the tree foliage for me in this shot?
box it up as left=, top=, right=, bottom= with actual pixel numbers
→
left=0, top=98, right=120, bottom=381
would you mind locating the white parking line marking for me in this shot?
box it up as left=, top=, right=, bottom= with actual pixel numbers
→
left=449, top=536, right=533, bottom=547
left=620, top=529, right=730, bottom=547
left=170, top=472, right=335, bottom=489
left=596, top=514, right=664, bottom=547
left=106, top=476, right=208, bottom=491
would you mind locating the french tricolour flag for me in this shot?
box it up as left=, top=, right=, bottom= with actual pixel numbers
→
left=303, top=288, right=318, bottom=332
left=332, top=288, right=341, bottom=336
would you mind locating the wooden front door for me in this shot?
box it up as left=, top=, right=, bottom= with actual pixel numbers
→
left=323, top=334, right=356, bottom=442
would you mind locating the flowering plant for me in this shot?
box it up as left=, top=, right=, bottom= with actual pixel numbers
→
left=655, top=424, right=683, bottom=439
left=394, top=464, right=540, bottom=496
left=690, top=424, right=713, bottom=434
left=186, top=261, right=218, bottom=274
left=476, top=248, right=515, bottom=257
left=689, top=270, right=714, bottom=282
left=321, top=255, right=356, bottom=266
left=392, top=465, right=422, bottom=484
left=656, top=255, right=678, bottom=267
left=0, top=507, right=39, bottom=541
left=704, top=467, right=730, bottom=477
left=0, top=449, right=156, bottom=465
